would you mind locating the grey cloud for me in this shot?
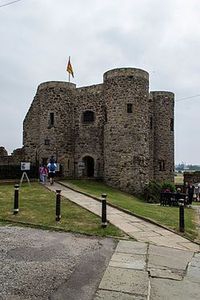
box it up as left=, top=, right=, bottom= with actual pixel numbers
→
left=0, top=0, right=200, bottom=163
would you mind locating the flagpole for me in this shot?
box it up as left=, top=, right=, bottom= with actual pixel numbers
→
left=69, top=56, right=70, bottom=82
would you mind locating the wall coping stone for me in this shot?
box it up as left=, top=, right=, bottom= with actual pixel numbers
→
left=103, top=67, right=149, bottom=81
left=38, top=81, right=76, bottom=91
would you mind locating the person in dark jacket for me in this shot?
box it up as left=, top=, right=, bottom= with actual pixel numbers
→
left=47, top=156, right=57, bottom=185
left=187, top=182, right=194, bottom=207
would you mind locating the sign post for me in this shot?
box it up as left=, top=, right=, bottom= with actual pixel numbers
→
left=20, top=162, right=31, bottom=186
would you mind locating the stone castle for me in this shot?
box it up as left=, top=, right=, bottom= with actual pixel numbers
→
left=23, top=67, right=174, bottom=193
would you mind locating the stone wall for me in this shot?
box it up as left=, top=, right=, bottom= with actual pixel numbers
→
left=148, top=93, right=154, bottom=181
left=22, top=67, right=175, bottom=194
left=0, top=147, right=25, bottom=166
left=103, top=68, right=150, bottom=194
left=151, top=91, right=174, bottom=183
left=37, top=81, right=76, bottom=177
left=23, top=93, right=40, bottom=162
left=184, top=172, right=200, bottom=185
left=74, top=84, right=104, bottom=178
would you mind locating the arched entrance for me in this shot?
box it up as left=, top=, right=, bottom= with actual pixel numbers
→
left=83, top=156, right=94, bottom=177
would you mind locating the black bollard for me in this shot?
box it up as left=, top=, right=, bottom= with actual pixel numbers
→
left=179, top=198, right=185, bottom=232
left=13, top=184, right=19, bottom=215
left=101, top=193, right=107, bottom=228
left=56, top=190, right=61, bottom=221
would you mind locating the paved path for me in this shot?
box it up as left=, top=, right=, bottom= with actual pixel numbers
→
left=47, top=183, right=200, bottom=299
left=193, top=205, right=200, bottom=242
left=94, top=240, right=200, bottom=300
left=48, top=183, right=200, bottom=252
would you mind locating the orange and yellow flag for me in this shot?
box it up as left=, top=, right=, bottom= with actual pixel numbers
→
left=66, top=57, right=74, bottom=78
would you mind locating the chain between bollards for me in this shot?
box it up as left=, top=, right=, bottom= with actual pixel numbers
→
left=56, top=190, right=61, bottom=221
left=101, top=193, right=107, bottom=228
left=179, top=198, right=185, bottom=233
left=13, top=184, right=19, bottom=215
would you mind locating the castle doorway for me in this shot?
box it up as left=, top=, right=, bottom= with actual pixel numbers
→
left=83, top=156, right=94, bottom=177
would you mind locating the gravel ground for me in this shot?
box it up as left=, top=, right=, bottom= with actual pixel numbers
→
left=0, top=226, right=117, bottom=300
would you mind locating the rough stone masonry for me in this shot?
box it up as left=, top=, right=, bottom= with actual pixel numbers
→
left=23, top=67, right=174, bottom=193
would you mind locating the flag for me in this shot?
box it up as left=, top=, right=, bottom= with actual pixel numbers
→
left=66, top=57, right=74, bottom=78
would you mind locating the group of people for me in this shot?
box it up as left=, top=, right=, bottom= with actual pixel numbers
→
left=39, top=156, right=57, bottom=185
left=185, top=181, right=200, bottom=206
left=175, top=182, right=200, bottom=208
left=163, top=181, right=200, bottom=207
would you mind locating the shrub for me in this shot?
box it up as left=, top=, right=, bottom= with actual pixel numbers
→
left=143, top=181, right=176, bottom=203
left=143, top=181, right=161, bottom=203
left=161, top=182, right=176, bottom=192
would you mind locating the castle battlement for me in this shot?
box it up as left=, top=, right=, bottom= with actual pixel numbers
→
left=103, top=67, right=149, bottom=81
left=38, top=81, right=76, bottom=91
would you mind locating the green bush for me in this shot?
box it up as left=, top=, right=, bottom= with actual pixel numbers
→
left=161, top=182, right=176, bottom=192
left=144, top=181, right=176, bottom=203
left=143, top=181, right=161, bottom=203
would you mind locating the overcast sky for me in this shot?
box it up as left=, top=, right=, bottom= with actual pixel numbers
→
left=0, top=0, right=200, bottom=164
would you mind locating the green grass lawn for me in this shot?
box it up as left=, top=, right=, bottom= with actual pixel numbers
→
left=0, top=183, right=125, bottom=238
left=174, top=173, right=184, bottom=185
left=60, top=180, right=198, bottom=241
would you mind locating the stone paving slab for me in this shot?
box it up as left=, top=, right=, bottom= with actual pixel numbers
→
left=109, top=252, right=146, bottom=270
left=94, top=290, right=146, bottom=300
left=115, top=240, right=147, bottom=255
left=127, top=231, right=162, bottom=239
left=99, top=267, right=149, bottom=296
left=177, top=241, right=200, bottom=251
left=111, top=222, right=145, bottom=233
left=186, top=253, right=200, bottom=284
left=139, top=235, right=199, bottom=251
left=152, top=229, right=177, bottom=236
left=148, top=244, right=194, bottom=270
left=149, top=268, right=183, bottom=280
left=118, top=225, right=144, bottom=233
left=186, top=266, right=200, bottom=283
left=190, top=252, right=200, bottom=267
left=150, top=278, right=200, bottom=300
left=95, top=240, right=200, bottom=299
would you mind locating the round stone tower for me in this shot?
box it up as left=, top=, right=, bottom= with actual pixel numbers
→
left=36, top=81, right=76, bottom=175
left=103, top=68, right=150, bottom=194
left=150, top=91, right=174, bottom=183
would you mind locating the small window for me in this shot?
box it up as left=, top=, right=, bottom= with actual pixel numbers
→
left=83, top=111, right=94, bottom=123
left=49, top=112, right=54, bottom=126
left=150, top=116, right=153, bottom=129
left=104, top=108, right=107, bottom=123
left=159, top=160, right=165, bottom=171
left=127, top=103, right=133, bottom=113
left=170, top=118, right=174, bottom=131
left=44, top=139, right=50, bottom=145
left=68, top=159, right=70, bottom=170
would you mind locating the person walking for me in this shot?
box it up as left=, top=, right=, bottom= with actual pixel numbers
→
left=197, top=183, right=200, bottom=202
left=47, top=157, right=57, bottom=185
left=41, top=164, right=48, bottom=184
left=186, top=182, right=194, bottom=208
left=39, top=164, right=43, bottom=182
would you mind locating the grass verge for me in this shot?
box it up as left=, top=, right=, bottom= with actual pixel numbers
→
left=174, top=173, right=184, bottom=185
left=0, top=183, right=125, bottom=238
left=60, top=179, right=198, bottom=241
